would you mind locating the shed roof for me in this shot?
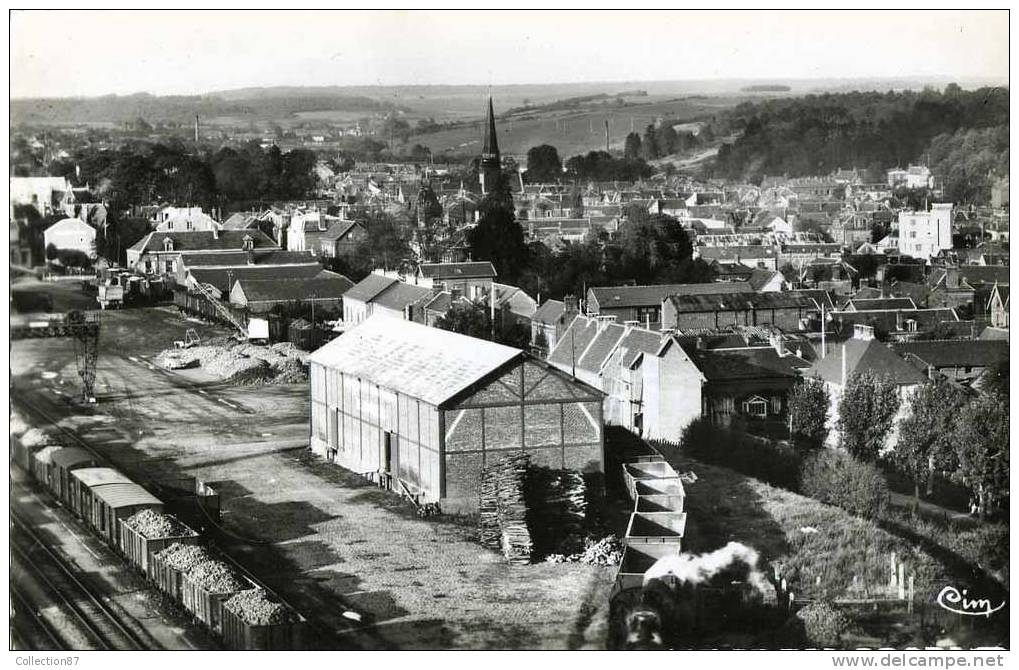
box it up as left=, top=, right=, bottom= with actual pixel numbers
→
left=190, top=264, right=323, bottom=294
left=891, top=340, right=1009, bottom=369
left=308, top=314, right=522, bottom=406
left=372, top=281, right=434, bottom=311
left=344, top=274, right=398, bottom=303
left=235, top=275, right=354, bottom=303
left=91, top=483, right=163, bottom=509
left=589, top=282, right=751, bottom=309
left=845, top=297, right=917, bottom=311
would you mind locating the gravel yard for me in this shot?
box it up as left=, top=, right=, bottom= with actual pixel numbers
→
left=12, top=305, right=615, bottom=649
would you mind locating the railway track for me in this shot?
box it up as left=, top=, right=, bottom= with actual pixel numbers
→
left=10, top=509, right=153, bottom=650
left=10, top=582, right=65, bottom=650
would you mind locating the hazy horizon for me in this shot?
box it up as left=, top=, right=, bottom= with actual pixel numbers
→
left=10, top=10, right=1009, bottom=99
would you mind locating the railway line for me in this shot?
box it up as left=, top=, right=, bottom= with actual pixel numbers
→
left=10, top=581, right=64, bottom=650
left=10, top=509, right=155, bottom=650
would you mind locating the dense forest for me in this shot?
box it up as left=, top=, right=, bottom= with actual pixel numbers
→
left=709, top=85, right=1008, bottom=203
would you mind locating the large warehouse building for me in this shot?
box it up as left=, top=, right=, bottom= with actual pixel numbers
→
left=308, top=315, right=605, bottom=511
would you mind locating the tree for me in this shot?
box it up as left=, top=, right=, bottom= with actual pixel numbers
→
left=45, top=243, right=58, bottom=260
left=836, top=372, right=901, bottom=462
left=953, top=393, right=1009, bottom=520
left=525, top=144, right=562, bottom=183
left=788, top=377, right=829, bottom=450
left=470, top=173, right=528, bottom=281
left=436, top=302, right=491, bottom=340
left=800, top=449, right=890, bottom=519
left=623, top=132, right=642, bottom=160
left=892, top=379, right=965, bottom=508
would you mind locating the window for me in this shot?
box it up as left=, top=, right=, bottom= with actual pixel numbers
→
left=162, top=237, right=174, bottom=252
left=165, top=260, right=175, bottom=273
left=910, top=231, right=916, bottom=238
left=144, top=261, right=153, bottom=274
left=167, top=221, right=173, bottom=231
left=743, top=396, right=768, bottom=418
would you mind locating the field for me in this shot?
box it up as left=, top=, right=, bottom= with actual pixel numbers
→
left=412, top=97, right=739, bottom=158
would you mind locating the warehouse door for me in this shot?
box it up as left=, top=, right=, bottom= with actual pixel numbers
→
left=382, top=432, right=396, bottom=491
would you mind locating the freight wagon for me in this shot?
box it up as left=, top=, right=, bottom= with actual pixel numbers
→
left=69, top=467, right=133, bottom=521
left=180, top=567, right=255, bottom=635
left=220, top=595, right=307, bottom=651
left=91, top=483, right=164, bottom=546
left=50, top=448, right=102, bottom=505
left=11, top=436, right=45, bottom=473
left=635, top=493, right=686, bottom=513
left=623, top=511, right=688, bottom=546
left=622, top=461, right=680, bottom=501
left=119, top=516, right=201, bottom=574
left=30, top=445, right=63, bottom=493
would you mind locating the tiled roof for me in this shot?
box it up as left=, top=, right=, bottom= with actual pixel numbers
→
left=134, top=230, right=276, bottom=253
left=190, top=264, right=323, bottom=293
left=667, top=291, right=817, bottom=313
left=308, top=314, right=522, bottom=407
left=958, top=265, right=1010, bottom=287
left=532, top=299, right=565, bottom=325
left=547, top=316, right=600, bottom=371
left=344, top=274, right=398, bottom=303
left=590, top=282, right=751, bottom=309
left=811, top=338, right=926, bottom=386
left=320, top=220, right=363, bottom=242
left=182, top=250, right=316, bottom=267
left=686, top=347, right=801, bottom=382
left=577, top=323, right=627, bottom=373
left=615, top=328, right=667, bottom=369
left=236, top=275, right=355, bottom=303
left=418, top=261, right=497, bottom=279
left=829, top=308, right=959, bottom=334
left=891, top=340, right=1009, bottom=369
left=372, top=281, right=434, bottom=311
left=845, top=297, right=917, bottom=311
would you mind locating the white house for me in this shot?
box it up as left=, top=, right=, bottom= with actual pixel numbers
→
left=11, top=177, right=74, bottom=217
left=896, top=204, right=952, bottom=262
left=43, top=217, right=96, bottom=259
left=887, top=165, right=933, bottom=190
left=153, top=207, right=221, bottom=232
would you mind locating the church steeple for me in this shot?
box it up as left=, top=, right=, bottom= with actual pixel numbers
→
left=479, top=96, right=501, bottom=195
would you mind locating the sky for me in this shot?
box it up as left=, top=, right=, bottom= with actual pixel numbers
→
left=9, top=10, right=1010, bottom=99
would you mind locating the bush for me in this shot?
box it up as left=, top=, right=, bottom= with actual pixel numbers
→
left=678, top=417, right=802, bottom=490
left=800, top=449, right=890, bottom=519
left=797, top=601, right=850, bottom=648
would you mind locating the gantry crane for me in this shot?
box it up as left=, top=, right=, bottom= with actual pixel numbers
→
left=10, top=310, right=102, bottom=403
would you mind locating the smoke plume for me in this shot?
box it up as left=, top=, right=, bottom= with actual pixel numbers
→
left=643, top=541, right=771, bottom=595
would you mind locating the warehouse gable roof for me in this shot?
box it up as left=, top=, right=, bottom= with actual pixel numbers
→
left=418, top=261, right=497, bottom=279
left=344, top=274, right=398, bottom=303
left=234, top=275, right=354, bottom=303
left=308, top=315, right=522, bottom=406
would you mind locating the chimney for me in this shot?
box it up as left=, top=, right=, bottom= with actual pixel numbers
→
left=212, top=227, right=219, bottom=240
left=450, top=286, right=462, bottom=302
left=246, top=250, right=254, bottom=265
left=771, top=332, right=786, bottom=356
left=895, top=310, right=903, bottom=332
left=696, top=337, right=705, bottom=350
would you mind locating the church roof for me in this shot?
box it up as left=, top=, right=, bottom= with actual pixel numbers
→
left=482, top=97, right=499, bottom=158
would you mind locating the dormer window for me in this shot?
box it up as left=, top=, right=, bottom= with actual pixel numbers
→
left=163, top=237, right=174, bottom=252
left=242, top=235, right=254, bottom=251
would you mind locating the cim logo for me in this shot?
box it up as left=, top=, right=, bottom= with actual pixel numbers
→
left=936, top=586, right=1006, bottom=617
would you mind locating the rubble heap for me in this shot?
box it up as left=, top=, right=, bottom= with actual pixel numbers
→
left=224, top=588, right=299, bottom=626
left=157, top=341, right=309, bottom=384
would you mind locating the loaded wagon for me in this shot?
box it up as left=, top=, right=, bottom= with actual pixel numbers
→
left=180, top=561, right=255, bottom=634
left=50, top=448, right=101, bottom=505
left=149, top=543, right=212, bottom=602
left=69, top=467, right=133, bottom=521
left=30, top=445, right=63, bottom=492
left=90, top=483, right=164, bottom=547
left=623, top=511, right=688, bottom=546
left=11, top=437, right=45, bottom=473
left=119, top=511, right=200, bottom=573
left=220, top=589, right=306, bottom=650
left=622, top=461, right=680, bottom=501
